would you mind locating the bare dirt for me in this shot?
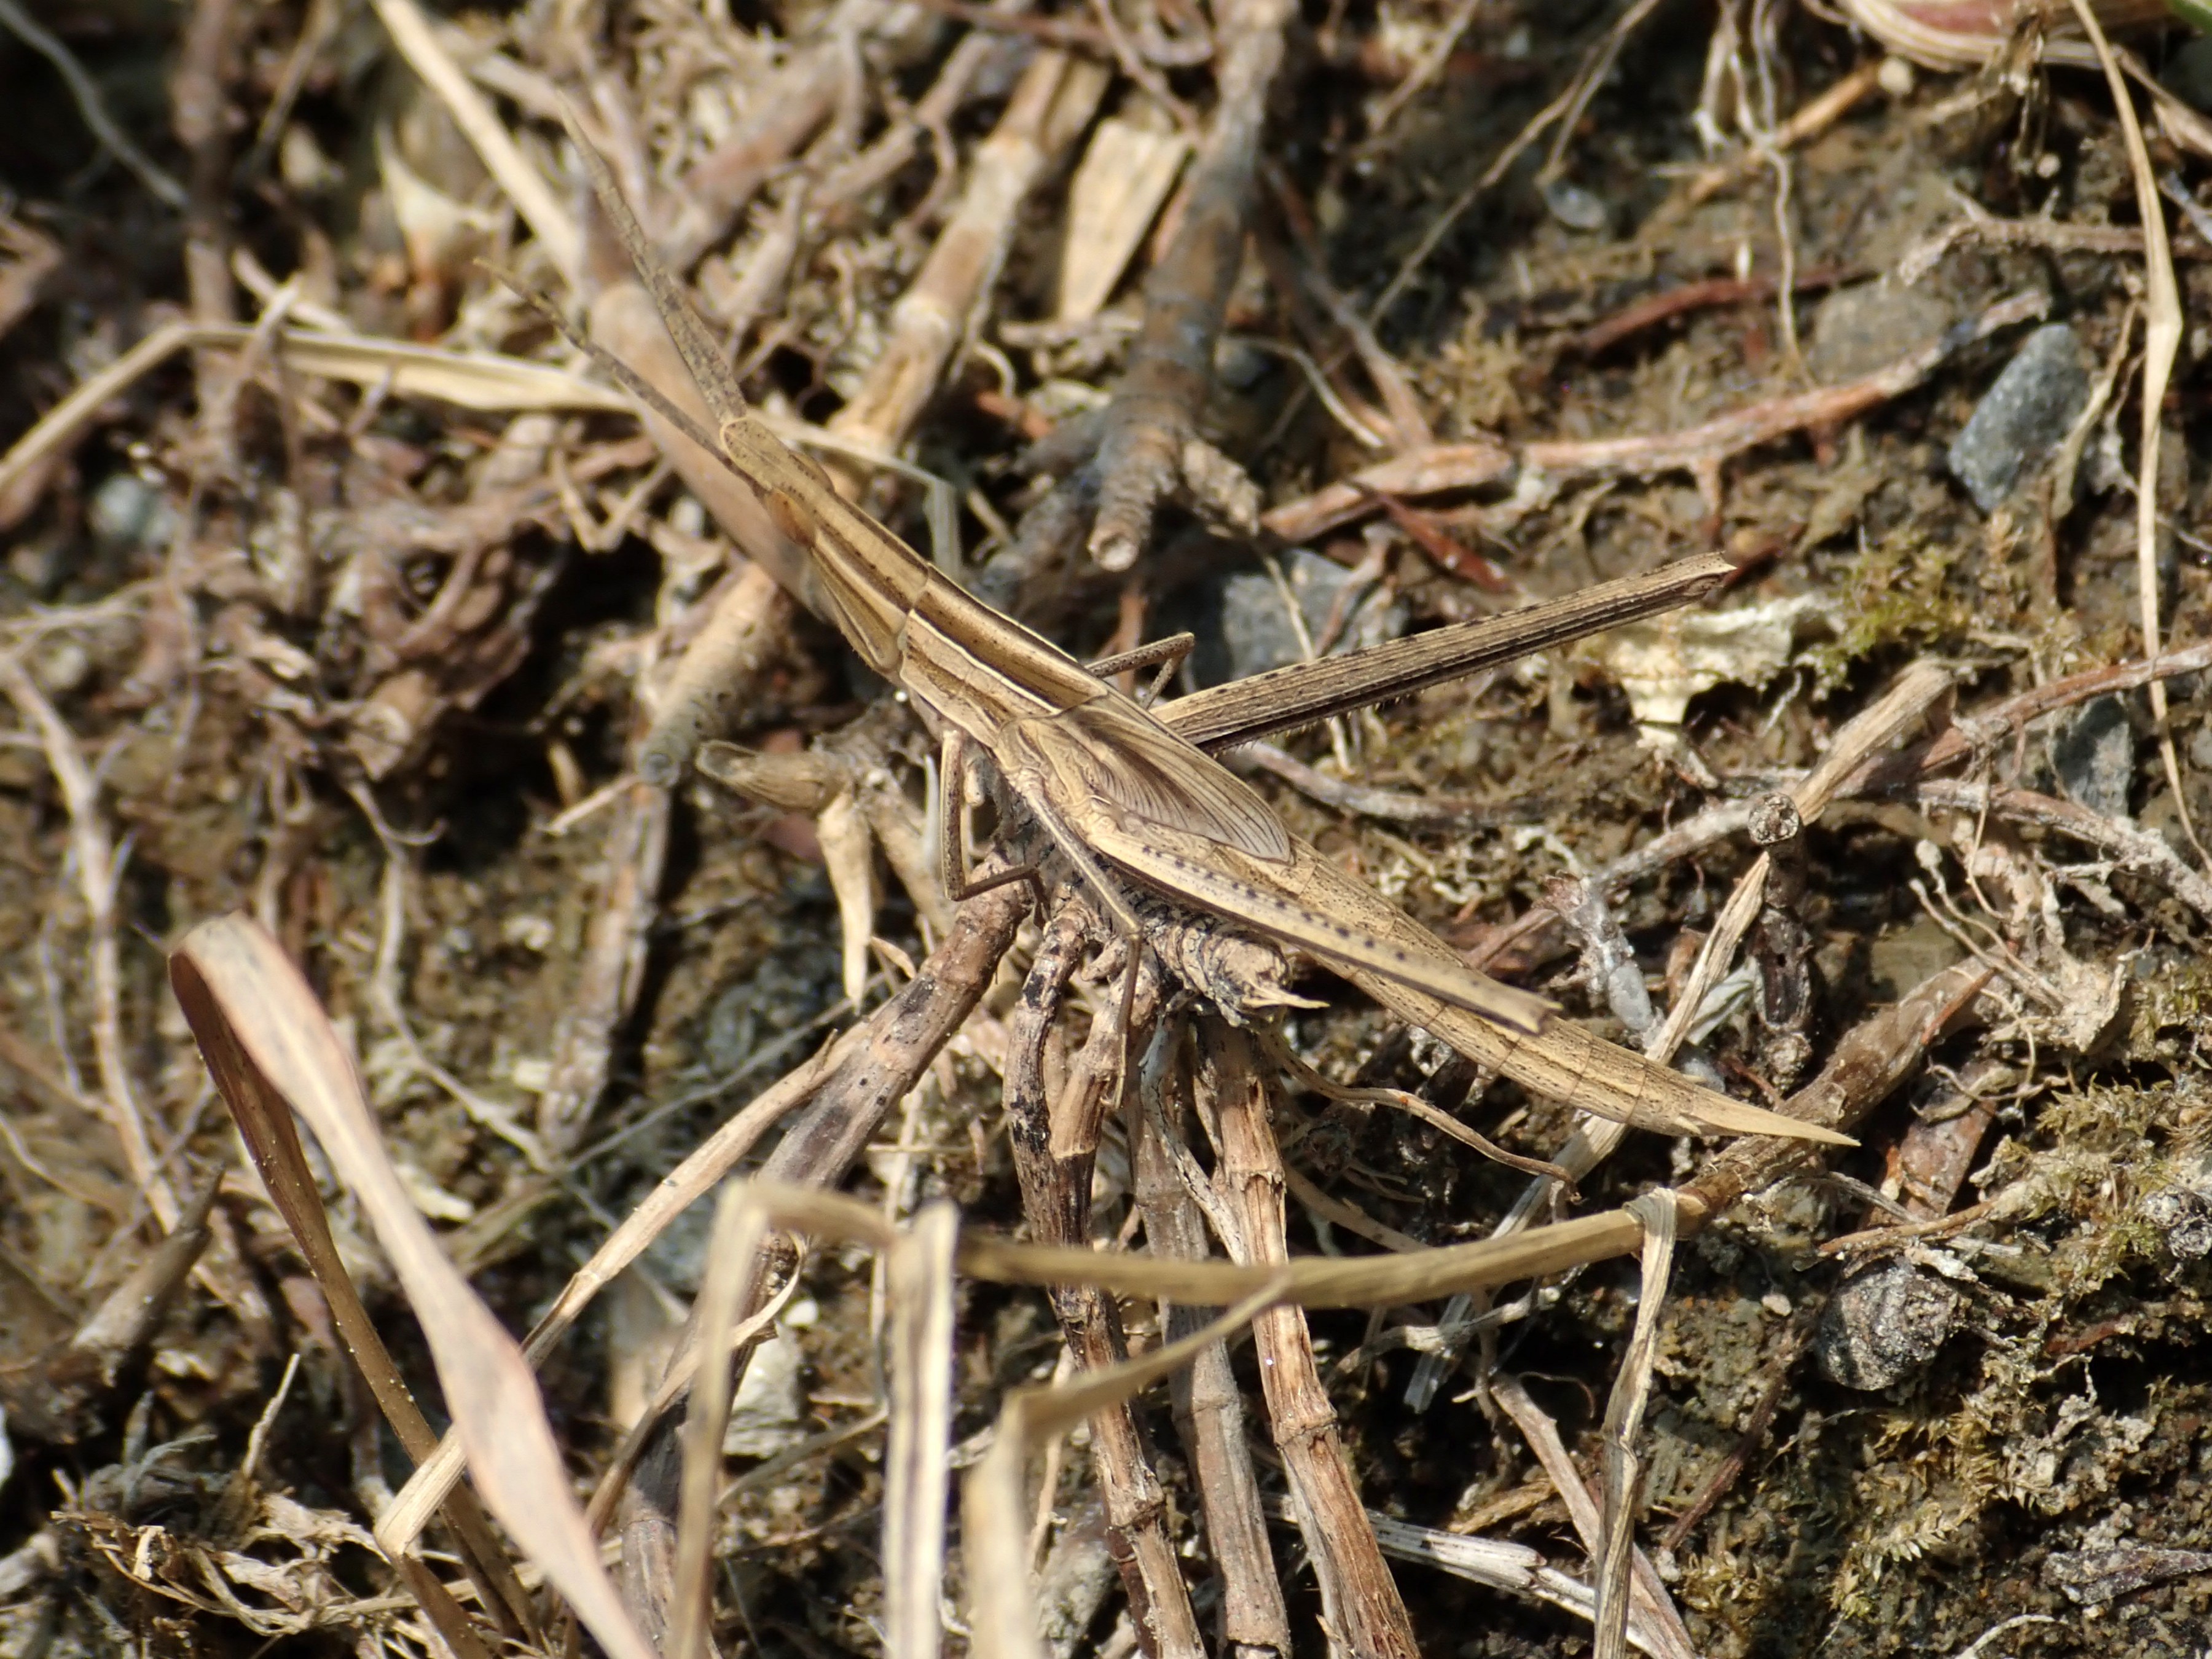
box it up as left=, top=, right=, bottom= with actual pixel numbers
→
left=1, top=0, right=2210, bottom=1655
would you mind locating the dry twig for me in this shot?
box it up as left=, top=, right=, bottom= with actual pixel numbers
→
left=0, top=658, right=173, bottom=1228
left=1131, top=1032, right=1291, bottom=1659
left=1196, top=1018, right=1419, bottom=1659
left=2060, top=0, right=2204, bottom=863
left=1027, top=0, right=1290, bottom=576
left=0, top=0, right=187, bottom=210
left=1005, top=916, right=1203, bottom=1658
left=1265, top=291, right=2046, bottom=541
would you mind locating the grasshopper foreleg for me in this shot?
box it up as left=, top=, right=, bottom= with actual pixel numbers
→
left=935, top=731, right=1046, bottom=907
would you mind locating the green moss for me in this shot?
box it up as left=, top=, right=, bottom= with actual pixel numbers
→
left=1802, top=531, right=1980, bottom=692
left=2130, top=957, right=2212, bottom=1066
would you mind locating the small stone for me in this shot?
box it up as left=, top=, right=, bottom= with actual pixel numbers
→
left=87, top=471, right=176, bottom=549
left=7, top=538, right=65, bottom=595
left=2050, top=694, right=2134, bottom=820
left=1947, top=323, right=2091, bottom=512
left=1817, top=1258, right=1961, bottom=1389
left=1202, top=547, right=1403, bottom=684
left=1807, top=280, right=1953, bottom=383
left=29, top=638, right=88, bottom=696
left=2141, top=1186, right=2212, bottom=1260
left=723, top=1331, right=809, bottom=1458
left=2044, top=1546, right=2212, bottom=1606
left=1542, top=177, right=1610, bottom=233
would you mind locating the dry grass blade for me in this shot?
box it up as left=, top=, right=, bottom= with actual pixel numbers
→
left=585, top=1252, right=803, bottom=1541
left=1653, top=659, right=1954, bottom=1065
left=884, top=1202, right=960, bottom=1659
left=586, top=1173, right=1642, bottom=1322
left=1491, top=1373, right=1697, bottom=1659
left=1593, top=1193, right=1680, bottom=1659
left=2061, top=0, right=2204, bottom=866
left=272, top=328, right=633, bottom=409
left=159, top=922, right=531, bottom=1637
left=963, top=1204, right=1649, bottom=1305
left=670, top=1183, right=773, bottom=1659
left=167, top=914, right=656, bottom=1659
left=0, top=656, right=170, bottom=1226
left=0, top=321, right=630, bottom=512
left=1355, top=1512, right=1669, bottom=1655
left=963, top=1280, right=1291, bottom=1659
left=366, top=0, right=579, bottom=280
left=377, top=1030, right=847, bottom=1551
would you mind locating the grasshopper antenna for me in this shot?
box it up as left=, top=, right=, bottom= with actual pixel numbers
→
left=484, top=262, right=738, bottom=484
left=554, top=101, right=751, bottom=444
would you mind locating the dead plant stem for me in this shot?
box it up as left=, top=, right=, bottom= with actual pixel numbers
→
left=0, top=657, right=173, bottom=1229
left=1196, top=1018, right=1419, bottom=1659
left=1005, top=911, right=1202, bottom=1659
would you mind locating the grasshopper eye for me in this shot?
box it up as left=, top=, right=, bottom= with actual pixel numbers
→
left=765, top=487, right=818, bottom=548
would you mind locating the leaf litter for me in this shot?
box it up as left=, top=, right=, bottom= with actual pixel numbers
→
left=0, top=0, right=2209, bottom=1655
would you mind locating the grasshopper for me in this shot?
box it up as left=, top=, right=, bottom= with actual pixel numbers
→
left=527, top=128, right=1846, bottom=1148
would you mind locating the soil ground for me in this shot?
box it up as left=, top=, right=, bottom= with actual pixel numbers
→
left=1, top=0, right=2210, bottom=1655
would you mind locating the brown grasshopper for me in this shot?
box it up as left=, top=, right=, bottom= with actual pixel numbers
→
left=525, top=128, right=1846, bottom=1148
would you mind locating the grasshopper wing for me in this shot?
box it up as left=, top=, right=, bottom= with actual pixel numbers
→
left=1072, top=807, right=1554, bottom=1035
left=1039, top=697, right=1293, bottom=863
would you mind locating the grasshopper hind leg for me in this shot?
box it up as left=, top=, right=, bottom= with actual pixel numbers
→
left=1087, top=632, right=1195, bottom=707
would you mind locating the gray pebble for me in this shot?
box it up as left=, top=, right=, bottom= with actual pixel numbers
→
left=1542, top=177, right=1611, bottom=233
left=88, top=472, right=178, bottom=551
left=2044, top=1545, right=2212, bottom=1606
left=1207, top=547, right=1404, bottom=684
left=2141, top=1185, right=2212, bottom=1260
left=1948, top=323, right=2090, bottom=512
left=2050, top=694, right=2135, bottom=820
left=1818, top=1258, right=1961, bottom=1389
left=1808, top=280, right=1953, bottom=383
left=723, top=1332, right=809, bottom=1457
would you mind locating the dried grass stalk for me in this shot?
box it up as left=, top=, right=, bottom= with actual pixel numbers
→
left=884, top=1202, right=960, bottom=1659
left=1131, top=1033, right=1291, bottom=1659
left=1592, top=1193, right=1682, bottom=1659
left=670, top=1184, right=773, bottom=1659
left=829, top=50, right=1110, bottom=469
left=963, top=1280, right=1292, bottom=1659
left=170, top=914, right=653, bottom=1659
